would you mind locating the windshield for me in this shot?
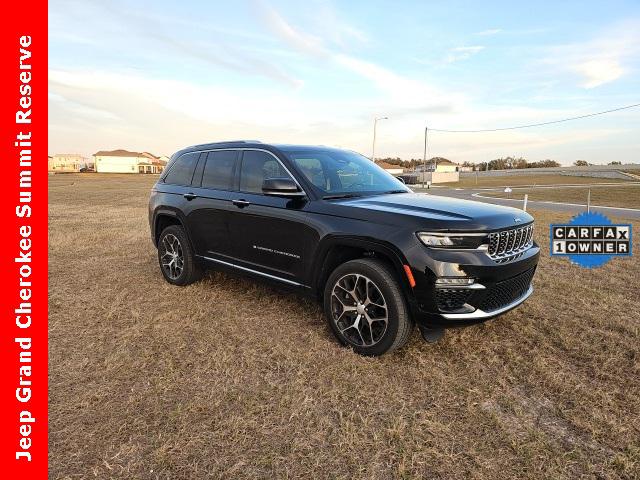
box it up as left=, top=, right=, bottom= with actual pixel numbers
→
left=286, top=149, right=409, bottom=197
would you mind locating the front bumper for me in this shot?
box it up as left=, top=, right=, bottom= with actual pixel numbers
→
left=440, top=285, right=533, bottom=321
left=404, top=240, right=540, bottom=328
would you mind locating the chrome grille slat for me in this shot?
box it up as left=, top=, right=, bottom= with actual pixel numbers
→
left=506, top=229, right=515, bottom=253
left=487, top=223, right=534, bottom=261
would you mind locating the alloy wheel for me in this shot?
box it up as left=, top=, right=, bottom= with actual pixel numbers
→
left=160, top=233, right=184, bottom=280
left=330, top=273, right=388, bottom=347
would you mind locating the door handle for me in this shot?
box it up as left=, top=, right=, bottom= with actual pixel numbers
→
left=183, top=193, right=197, bottom=201
left=232, top=199, right=250, bottom=208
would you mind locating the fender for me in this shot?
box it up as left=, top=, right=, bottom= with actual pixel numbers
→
left=152, top=206, right=196, bottom=252
left=311, top=234, right=415, bottom=299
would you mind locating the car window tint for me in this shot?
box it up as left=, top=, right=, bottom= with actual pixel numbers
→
left=287, top=150, right=405, bottom=194
left=164, top=152, right=199, bottom=186
left=191, top=153, right=206, bottom=187
left=201, top=150, right=238, bottom=190
left=240, top=151, right=290, bottom=194
left=295, top=157, right=328, bottom=190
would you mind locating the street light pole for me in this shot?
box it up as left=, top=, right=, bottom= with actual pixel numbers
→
left=371, top=116, right=388, bottom=161
left=422, top=126, right=428, bottom=188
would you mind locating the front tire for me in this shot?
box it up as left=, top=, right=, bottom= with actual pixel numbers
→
left=157, top=225, right=202, bottom=286
left=323, top=259, right=413, bottom=356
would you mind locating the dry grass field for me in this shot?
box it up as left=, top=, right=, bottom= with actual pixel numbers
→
left=479, top=184, right=640, bottom=210
left=440, top=174, right=633, bottom=188
left=49, top=173, right=639, bottom=479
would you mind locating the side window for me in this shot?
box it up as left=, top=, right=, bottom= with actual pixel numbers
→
left=295, top=157, right=327, bottom=189
left=240, top=151, right=291, bottom=194
left=164, top=152, right=199, bottom=186
left=201, top=150, right=238, bottom=190
left=191, top=153, right=206, bottom=186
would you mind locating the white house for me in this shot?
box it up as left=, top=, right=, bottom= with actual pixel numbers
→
left=48, top=153, right=88, bottom=172
left=426, top=158, right=459, bottom=173
left=375, top=160, right=404, bottom=175
left=93, top=150, right=166, bottom=174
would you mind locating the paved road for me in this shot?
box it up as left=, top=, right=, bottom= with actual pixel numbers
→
left=413, top=186, right=640, bottom=220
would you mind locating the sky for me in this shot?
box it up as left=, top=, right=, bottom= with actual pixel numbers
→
left=49, top=0, right=640, bottom=165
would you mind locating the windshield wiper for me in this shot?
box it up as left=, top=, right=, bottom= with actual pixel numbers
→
left=322, top=193, right=362, bottom=200
left=382, top=189, right=408, bottom=194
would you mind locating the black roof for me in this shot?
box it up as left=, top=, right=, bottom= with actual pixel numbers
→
left=271, top=144, right=342, bottom=152
left=176, top=141, right=342, bottom=156
left=184, top=140, right=263, bottom=149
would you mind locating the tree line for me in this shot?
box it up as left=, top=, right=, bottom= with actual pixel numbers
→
left=376, top=156, right=562, bottom=171
left=574, top=160, right=622, bottom=166
left=377, top=156, right=628, bottom=171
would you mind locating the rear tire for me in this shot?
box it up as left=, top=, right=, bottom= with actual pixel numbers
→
left=323, top=258, right=413, bottom=356
left=157, top=225, right=202, bottom=286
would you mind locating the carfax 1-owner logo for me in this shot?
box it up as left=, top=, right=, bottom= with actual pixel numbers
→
left=550, top=211, right=633, bottom=268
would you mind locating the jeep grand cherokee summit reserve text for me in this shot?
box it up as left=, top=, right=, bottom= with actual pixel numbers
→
left=149, top=141, right=539, bottom=355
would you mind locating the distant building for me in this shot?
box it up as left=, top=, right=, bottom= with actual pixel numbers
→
left=375, top=160, right=404, bottom=175
left=428, top=158, right=459, bottom=173
left=48, top=153, right=88, bottom=172
left=93, top=150, right=166, bottom=173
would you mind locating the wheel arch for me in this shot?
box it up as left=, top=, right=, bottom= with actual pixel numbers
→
left=313, top=236, right=414, bottom=302
left=152, top=208, right=194, bottom=250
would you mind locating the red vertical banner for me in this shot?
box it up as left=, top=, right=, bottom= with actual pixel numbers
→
left=0, top=1, right=48, bottom=478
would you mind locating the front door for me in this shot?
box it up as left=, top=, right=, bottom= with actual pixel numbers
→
left=228, top=150, right=318, bottom=284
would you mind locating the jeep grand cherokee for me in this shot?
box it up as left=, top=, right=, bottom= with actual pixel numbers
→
left=149, top=141, right=539, bottom=355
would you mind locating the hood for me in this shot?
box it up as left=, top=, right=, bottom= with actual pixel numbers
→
left=331, top=193, right=533, bottom=231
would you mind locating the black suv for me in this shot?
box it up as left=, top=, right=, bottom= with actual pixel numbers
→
left=149, top=141, right=539, bottom=355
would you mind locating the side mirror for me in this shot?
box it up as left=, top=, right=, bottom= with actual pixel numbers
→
left=262, top=177, right=305, bottom=198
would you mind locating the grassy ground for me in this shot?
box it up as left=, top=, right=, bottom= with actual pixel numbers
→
left=439, top=174, right=632, bottom=188
left=49, top=173, right=640, bottom=479
left=481, top=184, right=640, bottom=210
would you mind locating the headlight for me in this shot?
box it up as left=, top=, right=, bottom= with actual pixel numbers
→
left=417, top=232, right=487, bottom=249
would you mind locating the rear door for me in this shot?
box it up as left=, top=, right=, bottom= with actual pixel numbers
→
left=228, top=149, right=318, bottom=283
left=157, top=150, right=201, bottom=229
left=184, top=149, right=239, bottom=259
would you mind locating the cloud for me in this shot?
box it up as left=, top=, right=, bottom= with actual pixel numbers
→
left=308, top=0, right=369, bottom=48
left=544, top=19, right=640, bottom=88
left=256, top=0, right=461, bottom=111
left=445, top=46, right=485, bottom=63
left=48, top=67, right=636, bottom=165
left=574, top=59, right=625, bottom=89
left=476, top=28, right=501, bottom=36
left=50, top=0, right=303, bottom=88
left=257, top=1, right=328, bottom=58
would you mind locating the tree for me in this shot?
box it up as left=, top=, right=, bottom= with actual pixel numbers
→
left=574, top=160, right=590, bottom=166
left=608, top=161, right=622, bottom=165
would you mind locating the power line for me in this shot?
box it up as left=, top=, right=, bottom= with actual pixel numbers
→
left=427, top=102, right=640, bottom=133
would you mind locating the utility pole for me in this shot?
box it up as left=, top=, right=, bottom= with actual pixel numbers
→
left=371, top=116, right=388, bottom=161
left=422, top=126, right=428, bottom=188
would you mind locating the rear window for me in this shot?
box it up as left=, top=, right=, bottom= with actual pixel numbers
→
left=201, top=150, right=238, bottom=190
left=164, top=152, right=199, bottom=186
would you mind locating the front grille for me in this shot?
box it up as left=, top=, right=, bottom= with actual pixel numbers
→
left=488, top=224, right=534, bottom=262
left=436, top=288, right=473, bottom=312
left=479, top=268, right=535, bottom=312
